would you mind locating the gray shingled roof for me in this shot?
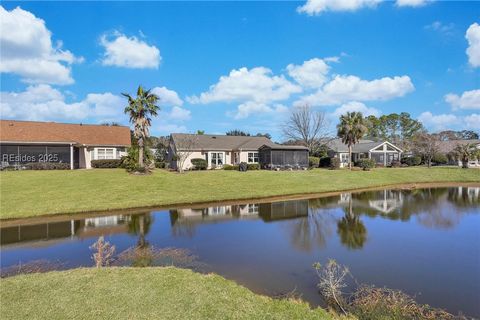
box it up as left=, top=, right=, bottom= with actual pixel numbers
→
left=171, top=133, right=276, bottom=151
left=325, top=139, right=402, bottom=153
left=437, top=139, right=480, bottom=153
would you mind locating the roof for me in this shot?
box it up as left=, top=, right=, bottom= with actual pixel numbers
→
left=171, top=133, right=275, bottom=151
left=325, top=139, right=401, bottom=153
left=437, top=139, right=480, bottom=154
left=0, top=120, right=131, bottom=146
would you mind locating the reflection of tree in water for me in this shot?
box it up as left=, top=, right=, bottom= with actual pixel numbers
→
left=283, top=208, right=336, bottom=252
left=337, top=198, right=367, bottom=250
left=127, top=213, right=153, bottom=247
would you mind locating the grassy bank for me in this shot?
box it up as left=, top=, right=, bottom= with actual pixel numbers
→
left=1, top=167, right=479, bottom=219
left=0, top=267, right=340, bottom=320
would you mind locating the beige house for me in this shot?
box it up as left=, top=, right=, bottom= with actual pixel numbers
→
left=168, top=133, right=274, bottom=171
left=326, top=139, right=403, bottom=168
left=0, top=120, right=131, bottom=169
left=437, top=139, right=480, bottom=168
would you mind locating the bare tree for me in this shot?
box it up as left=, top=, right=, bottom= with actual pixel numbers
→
left=174, top=134, right=199, bottom=173
left=412, top=132, right=440, bottom=168
left=282, top=105, right=330, bottom=154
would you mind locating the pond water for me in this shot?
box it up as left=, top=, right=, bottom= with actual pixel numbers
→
left=1, top=187, right=479, bottom=317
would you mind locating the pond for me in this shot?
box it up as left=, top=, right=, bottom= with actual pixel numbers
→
left=1, top=186, right=479, bottom=317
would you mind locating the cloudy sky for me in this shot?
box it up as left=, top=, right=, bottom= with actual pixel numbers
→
left=1, top=1, right=479, bottom=139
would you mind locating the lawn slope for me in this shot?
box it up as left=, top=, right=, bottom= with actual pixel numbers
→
left=1, top=167, right=479, bottom=219
left=0, top=267, right=338, bottom=320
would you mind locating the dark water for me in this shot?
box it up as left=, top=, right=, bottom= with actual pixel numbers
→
left=1, top=187, right=479, bottom=317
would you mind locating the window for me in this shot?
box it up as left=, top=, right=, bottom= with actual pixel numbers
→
left=248, top=152, right=259, bottom=163
left=97, top=148, right=115, bottom=160
left=210, top=152, right=224, bottom=167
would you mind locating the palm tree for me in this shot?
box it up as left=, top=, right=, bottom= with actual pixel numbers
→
left=123, top=86, right=160, bottom=168
left=337, top=112, right=368, bottom=169
left=454, top=143, right=475, bottom=169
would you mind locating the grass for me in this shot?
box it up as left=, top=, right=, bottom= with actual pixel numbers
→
left=1, top=167, right=479, bottom=219
left=0, top=267, right=341, bottom=320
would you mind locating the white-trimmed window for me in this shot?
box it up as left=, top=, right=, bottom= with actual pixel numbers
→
left=97, top=148, right=115, bottom=160
left=248, top=152, right=259, bottom=163
left=210, top=152, right=224, bottom=167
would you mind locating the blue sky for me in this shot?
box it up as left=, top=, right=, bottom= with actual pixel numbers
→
left=1, top=1, right=479, bottom=140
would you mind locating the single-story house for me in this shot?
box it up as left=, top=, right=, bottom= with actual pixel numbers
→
left=325, top=139, right=402, bottom=168
left=0, top=120, right=131, bottom=169
left=168, top=133, right=309, bottom=171
left=258, top=144, right=309, bottom=169
left=437, top=139, right=480, bottom=167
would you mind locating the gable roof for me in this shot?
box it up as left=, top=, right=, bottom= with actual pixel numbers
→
left=0, top=120, right=131, bottom=146
left=171, top=133, right=275, bottom=151
left=259, top=144, right=309, bottom=151
left=437, top=139, right=480, bottom=154
left=325, top=139, right=402, bottom=153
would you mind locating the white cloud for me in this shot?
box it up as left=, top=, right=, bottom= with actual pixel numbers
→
left=424, top=21, right=454, bottom=36
left=0, top=6, right=82, bottom=85
left=188, top=67, right=301, bottom=105
left=297, top=0, right=381, bottom=15
left=465, top=23, right=480, bottom=68
left=233, top=102, right=288, bottom=119
left=296, top=75, right=414, bottom=106
left=286, top=58, right=332, bottom=88
left=169, top=106, right=191, bottom=121
left=418, top=111, right=459, bottom=131
left=444, top=89, right=480, bottom=110
left=395, top=0, right=430, bottom=7
left=151, top=86, right=183, bottom=107
left=0, top=85, right=125, bottom=122
left=100, top=32, right=160, bottom=69
left=333, top=101, right=380, bottom=117
left=464, top=114, right=480, bottom=130
left=156, top=123, right=187, bottom=134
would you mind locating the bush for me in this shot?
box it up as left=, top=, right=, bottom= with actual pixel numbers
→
left=330, top=157, right=340, bottom=170
left=390, top=160, right=401, bottom=168
left=91, top=159, right=122, bottom=168
left=432, top=153, right=448, bottom=165
left=247, top=163, right=260, bottom=170
left=308, top=156, right=320, bottom=168
left=223, top=164, right=239, bottom=170
left=319, top=157, right=331, bottom=168
left=25, top=162, right=70, bottom=170
left=402, top=156, right=421, bottom=167
left=190, top=158, right=207, bottom=170
left=358, top=158, right=376, bottom=171
left=155, top=161, right=166, bottom=169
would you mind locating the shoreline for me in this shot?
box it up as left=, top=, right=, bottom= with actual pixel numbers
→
left=2, top=181, right=479, bottom=227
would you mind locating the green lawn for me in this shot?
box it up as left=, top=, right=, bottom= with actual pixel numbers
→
left=0, top=267, right=341, bottom=320
left=1, top=167, right=479, bottom=219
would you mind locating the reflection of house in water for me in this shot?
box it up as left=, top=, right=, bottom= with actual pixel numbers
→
left=367, top=190, right=404, bottom=214
left=259, top=200, right=309, bottom=222
left=1, top=214, right=130, bottom=248
left=455, top=187, right=480, bottom=201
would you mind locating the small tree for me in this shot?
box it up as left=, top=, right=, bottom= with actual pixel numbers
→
left=175, top=134, right=199, bottom=173
left=282, top=105, right=329, bottom=154
left=412, top=133, right=439, bottom=168
left=337, top=112, right=368, bottom=170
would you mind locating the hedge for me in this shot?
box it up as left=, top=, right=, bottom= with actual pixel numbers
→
left=91, top=159, right=123, bottom=168
left=308, top=156, right=320, bottom=168
left=25, top=162, right=70, bottom=170
left=191, top=158, right=207, bottom=170
left=247, top=163, right=260, bottom=170
left=402, top=156, right=422, bottom=166
left=223, top=164, right=239, bottom=170
left=357, top=158, right=376, bottom=171
left=330, top=157, right=340, bottom=170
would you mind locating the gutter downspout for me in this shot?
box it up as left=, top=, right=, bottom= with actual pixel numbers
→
left=70, top=144, right=74, bottom=170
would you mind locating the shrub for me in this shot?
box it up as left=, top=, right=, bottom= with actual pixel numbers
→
left=190, top=158, right=207, bottom=170
left=120, top=147, right=154, bottom=172
left=432, top=153, right=448, bottom=165
left=308, top=156, right=320, bottom=168
left=91, top=159, right=122, bottom=168
left=330, top=157, right=340, bottom=170
left=319, top=157, right=331, bottom=168
left=402, top=156, right=421, bottom=167
left=358, top=158, right=376, bottom=171
left=223, top=164, right=239, bottom=170
left=247, top=163, right=260, bottom=170
left=390, top=160, right=401, bottom=168
left=25, top=162, right=70, bottom=170
left=155, top=161, right=166, bottom=169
